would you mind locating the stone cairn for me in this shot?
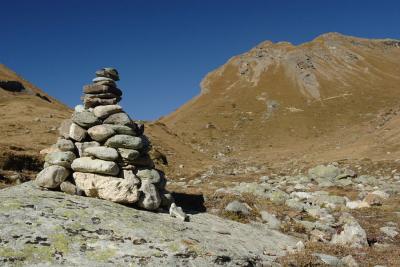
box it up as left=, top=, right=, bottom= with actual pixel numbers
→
left=36, top=68, right=186, bottom=220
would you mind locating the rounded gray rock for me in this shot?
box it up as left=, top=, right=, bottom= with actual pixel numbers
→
left=138, top=181, right=161, bottom=210
left=83, top=146, right=119, bottom=161
left=106, top=124, right=138, bottom=136
left=93, top=104, right=122, bottom=119
left=75, top=141, right=101, bottom=157
left=45, top=151, right=76, bottom=168
left=72, top=110, right=101, bottom=129
left=56, top=139, right=75, bottom=152
left=87, top=124, right=116, bottom=142
left=60, top=181, right=77, bottom=195
left=135, top=168, right=161, bottom=184
left=103, top=112, right=132, bottom=126
left=69, top=123, right=87, bottom=142
left=105, top=134, right=143, bottom=149
left=35, top=165, right=70, bottom=188
left=118, top=148, right=140, bottom=161
left=71, top=157, right=120, bottom=176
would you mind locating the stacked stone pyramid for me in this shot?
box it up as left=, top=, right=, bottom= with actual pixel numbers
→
left=36, top=68, right=185, bottom=217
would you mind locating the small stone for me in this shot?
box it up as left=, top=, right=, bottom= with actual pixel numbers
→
left=137, top=181, right=161, bottom=210
left=72, top=110, right=101, bottom=128
left=364, top=193, right=384, bottom=206
left=312, top=253, right=341, bottom=266
left=118, top=148, right=140, bottom=161
left=83, top=146, right=119, bottom=161
left=103, top=112, right=132, bottom=126
left=135, top=169, right=161, bottom=184
left=341, top=255, right=359, bottom=267
left=260, top=211, right=281, bottom=229
left=35, top=165, right=70, bottom=188
left=87, top=124, right=116, bottom=142
left=225, top=200, right=251, bottom=215
left=45, top=151, right=76, bottom=168
left=56, top=139, right=75, bottom=152
left=93, top=105, right=122, bottom=119
left=380, top=226, right=398, bottom=238
left=296, top=241, right=305, bottom=252
left=71, top=157, right=120, bottom=176
left=96, top=67, right=120, bottom=81
left=60, top=181, right=77, bottom=195
left=308, top=164, right=340, bottom=180
left=74, top=172, right=139, bottom=203
left=169, top=203, right=188, bottom=221
left=69, top=123, right=87, bottom=142
left=105, top=135, right=143, bottom=149
left=346, top=200, right=370, bottom=209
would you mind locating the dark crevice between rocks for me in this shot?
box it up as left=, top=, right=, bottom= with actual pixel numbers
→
left=1, top=153, right=43, bottom=172
left=172, top=192, right=206, bottom=214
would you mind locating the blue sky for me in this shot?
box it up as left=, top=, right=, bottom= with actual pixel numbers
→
left=2, top=0, right=399, bottom=120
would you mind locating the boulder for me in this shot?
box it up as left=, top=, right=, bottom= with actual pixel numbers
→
left=35, top=165, right=70, bottom=188
left=72, top=110, right=101, bottom=128
left=137, top=181, right=161, bottom=210
left=105, top=135, right=143, bottom=149
left=69, top=123, right=87, bottom=141
left=103, top=112, right=132, bottom=126
left=83, top=146, right=119, bottom=161
left=56, top=139, right=75, bottom=152
left=135, top=168, right=161, bottom=184
left=71, top=157, right=120, bottom=176
left=87, top=124, right=116, bottom=142
left=45, top=151, right=76, bottom=168
left=0, top=182, right=298, bottom=266
left=73, top=172, right=139, bottom=203
left=93, top=104, right=122, bottom=119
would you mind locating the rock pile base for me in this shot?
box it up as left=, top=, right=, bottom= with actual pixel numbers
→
left=36, top=68, right=182, bottom=217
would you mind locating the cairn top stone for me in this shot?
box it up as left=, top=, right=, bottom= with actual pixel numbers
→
left=96, top=67, right=120, bottom=81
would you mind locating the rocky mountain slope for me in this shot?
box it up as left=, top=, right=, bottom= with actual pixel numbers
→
left=0, top=64, right=71, bottom=173
left=162, top=33, right=400, bottom=169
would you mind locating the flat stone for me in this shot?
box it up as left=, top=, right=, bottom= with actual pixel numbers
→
left=45, top=151, right=76, bottom=168
left=75, top=141, right=100, bottom=157
left=56, top=139, right=75, bottom=152
left=83, top=146, right=119, bottom=161
left=72, top=110, right=101, bottom=129
left=120, top=170, right=141, bottom=185
left=93, top=104, right=122, bottom=119
left=83, top=97, right=120, bottom=108
left=106, top=124, right=138, bottom=136
left=135, top=168, right=161, bottom=184
left=96, top=67, right=120, bottom=81
left=105, top=134, right=143, bottom=149
left=103, top=112, right=132, bottom=126
left=71, top=157, right=120, bottom=176
left=58, top=119, right=72, bottom=139
left=308, top=164, right=340, bottom=180
left=87, top=124, right=116, bottom=142
left=137, top=181, right=161, bottom=210
left=312, top=253, right=341, bottom=266
left=0, top=182, right=299, bottom=266
left=83, top=84, right=122, bottom=96
left=69, top=123, right=87, bottom=141
left=92, top=77, right=117, bottom=87
left=380, top=226, right=399, bottom=238
left=84, top=92, right=119, bottom=99
left=73, top=172, right=139, bottom=203
left=35, top=165, right=70, bottom=188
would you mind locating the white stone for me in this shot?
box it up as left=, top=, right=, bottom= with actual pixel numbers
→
left=35, top=165, right=70, bottom=188
left=69, top=123, right=87, bottom=141
left=73, top=172, right=139, bottom=203
left=346, top=200, right=370, bottom=209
